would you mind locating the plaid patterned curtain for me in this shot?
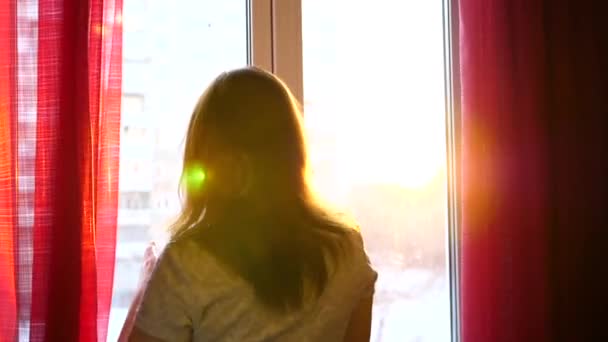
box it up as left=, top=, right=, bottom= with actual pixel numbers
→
left=0, top=0, right=122, bottom=340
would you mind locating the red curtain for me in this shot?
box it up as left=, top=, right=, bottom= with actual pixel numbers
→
left=0, top=0, right=122, bottom=341
left=0, top=0, right=18, bottom=339
left=459, top=0, right=608, bottom=341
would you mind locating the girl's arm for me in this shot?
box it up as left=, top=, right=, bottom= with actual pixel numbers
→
left=118, top=243, right=158, bottom=342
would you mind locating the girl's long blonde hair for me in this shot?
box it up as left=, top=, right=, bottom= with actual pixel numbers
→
left=172, top=67, right=352, bottom=313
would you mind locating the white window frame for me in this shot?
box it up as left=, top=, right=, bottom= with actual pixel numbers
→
left=249, top=0, right=303, bottom=104
left=444, top=0, right=462, bottom=341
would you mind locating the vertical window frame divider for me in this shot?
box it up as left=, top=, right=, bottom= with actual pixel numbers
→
left=248, top=0, right=273, bottom=72
left=249, top=0, right=303, bottom=105
left=270, top=0, right=303, bottom=105
left=443, top=0, right=462, bottom=341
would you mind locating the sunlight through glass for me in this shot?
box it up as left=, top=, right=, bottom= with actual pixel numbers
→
left=303, top=1, right=450, bottom=340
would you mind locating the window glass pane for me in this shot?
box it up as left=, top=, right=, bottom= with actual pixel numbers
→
left=108, top=1, right=247, bottom=340
left=302, top=1, right=451, bottom=341
left=121, top=94, right=144, bottom=116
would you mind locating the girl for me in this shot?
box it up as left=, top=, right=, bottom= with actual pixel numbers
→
left=121, top=67, right=377, bottom=341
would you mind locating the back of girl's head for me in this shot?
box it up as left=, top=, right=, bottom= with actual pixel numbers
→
left=173, top=67, right=351, bottom=313
left=179, top=67, right=310, bottom=215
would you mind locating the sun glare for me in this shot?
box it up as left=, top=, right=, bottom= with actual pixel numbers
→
left=317, top=0, right=447, bottom=192
left=335, top=110, right=446, bottom=190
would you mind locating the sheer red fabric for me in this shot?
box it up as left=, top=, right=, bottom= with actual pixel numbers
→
left=459, top=0, right=608, bottom=341
left=0, top=0, right=122, bottom=341
left=459, top=1, right=551, bottom=340
left=0, top=0, right=18, bottom=339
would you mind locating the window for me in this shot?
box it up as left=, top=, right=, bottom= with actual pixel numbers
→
left=121, top=94, right=144, bottom=117
left=123, top=0, right=151, bottom=63
left=119, top=192, right=150, bottom=210
left=112, top=1, right=457, bottom=341
left=300, top=1, right=452, bottom=341
left=108, top=0, right=247, bottom=340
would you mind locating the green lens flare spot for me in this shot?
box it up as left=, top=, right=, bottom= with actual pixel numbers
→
left=191, top=168, right=206, bottom=182
left=184, top=166, right=206, bottom=190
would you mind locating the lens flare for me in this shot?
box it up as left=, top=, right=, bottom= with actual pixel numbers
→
left=183, top=165, right=206, bottom=191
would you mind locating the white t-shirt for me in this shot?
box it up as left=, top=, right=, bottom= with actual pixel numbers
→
left=135, top=227, right=377, bottom=341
